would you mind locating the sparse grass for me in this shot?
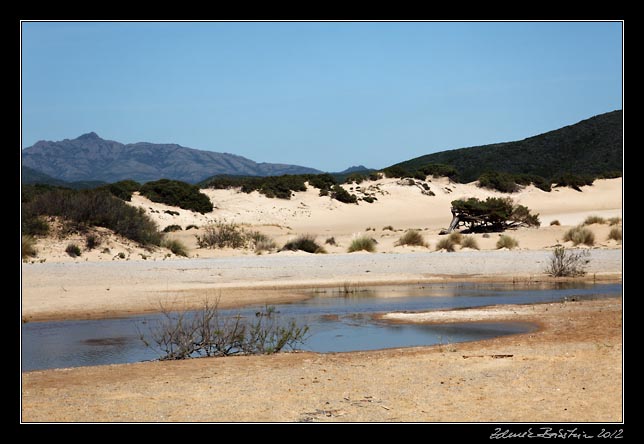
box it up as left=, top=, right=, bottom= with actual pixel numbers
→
left=545, top=247, right=590, bottom=277
left=162, top=238, right=188, bottom=257
left=447, top=232, right=463, bottom=244
left=608, top=217, right=622, bottom=226
left=325, top=237, right=337, bottom=246
left=382, top=225, right=395, bottom=231
left=460, top=236, right=479, bottom=250
left=563, top=226, right=595, bottom=246
left=65, top=243, right=81, bottom=257
left=22, top=236, right=37, bottom=258
left=435, top=237, right=456, bottom=252
left=394, top=230, right=427, bottom=247
left=583, top=215, right=606, bottom=225
left=85, top=233, right=101, bottom=250
left=550, top=220, right=561, bottom=226
left=608, top=227, right=622, bottom=242
left=282, top=234, right=326, bottom=254
left=496, top=235, right=518, bottom=250
left=162, top=224, right=182, bottom=232
left=248, top=231, right=277, bottom=253
left=347, top=236, right=377, bottom=253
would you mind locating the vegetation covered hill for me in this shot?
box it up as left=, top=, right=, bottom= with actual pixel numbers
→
left=22, top=166, right=106, bottom=190
left=390, top=110, right=623, bottom=183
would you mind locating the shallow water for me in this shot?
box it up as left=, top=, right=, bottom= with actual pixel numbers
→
left=21, top=282, right=621, bottom=372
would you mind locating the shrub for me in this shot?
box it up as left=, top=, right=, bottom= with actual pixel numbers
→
left=331, top=185, right=357, bottom=204
left=22, top=215, right=50, bottom=236
left=185, top=224, right=199, bottom=230
left=608, top=227, right=622, bottom=242
left=496, top=235, right=518, bottom=249
left=460, top=236, right=479, bottom=250
left=545, top=247, right=590, bottom=277
left=164, top=210, right=180, bottom=216
left=447, top=232, right=463, bottom=244
left=65, top=243, right=81, bottom=257
left=435, top=237, right=456, bottom=252
left=477, top=171, right=519, bottom=193
left=583, top=215, right=606, bottom=225
left=395, top=230, right=427, bottom=247
left=362, top=196, right=376, bottom=203
left=553, top=174, right=594, bottom=192
left=101, top=248, right=111, bottom=254
left=382, top=225, right=394, bottom=231
left=22, top=236, right=37, bottom=258
left=162, top=239, right=188, bottom=257
left=282, top=234, right=326, bottom=254
left=325, top=237, right=337, bottom=246
left=117, top=252, right=126, bottom=259
left=347, top=236, right=377, bottom=253
left=163, top=224, right=183, bottom=232
left=197, top=222, right=247, bottom=249
left=563, top=226, right=595, bottom=246
left=140, top=179, right=213, bottom=214
left=85, top=233, right=101, bottom=250
left=608, top=217, right=621, bottom=226
left=550, top=220, right=561, bottom=226
left=450, top=197, right=540, bottom=231
left=139, top=300, right=309, bottom=360
left=248, top=231, right=277, bottom=253
left=105, top=180, right=141, bottom=201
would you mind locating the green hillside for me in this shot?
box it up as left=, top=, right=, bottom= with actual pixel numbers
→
left=391, top=110, right=623, bottom=183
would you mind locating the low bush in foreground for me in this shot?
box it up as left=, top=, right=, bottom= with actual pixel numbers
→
left=197, top=222, right=247, bottom=249
left=22, top=236, right=37, bottom=258
left=394, top=230, right=427, bottom=247
left=545, top=247, right=590, bottom=277
left=347, top=236, right=377, bottom=253
left=563, top=226, right=595, bottom=246
left=608, top=227, right=622, bottom=242
left=65, top=243, right=81, bottom=257
left=139, top=300, right=309, bottom=360
left=162, top=238, right=188, bottom=257
left=248, top=231, right=277, bottom=253
left=85, top=233, right=101, bottom=250
left=435, top=237, right=456, bottom=252
left=496, top=235, right=518, bottom=250
left=460, top=236, right=479, bottom=250
left=282, top=234, right=326, bottom=254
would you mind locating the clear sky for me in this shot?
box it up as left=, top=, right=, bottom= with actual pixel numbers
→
left=21, top=21, right=622, bottom=172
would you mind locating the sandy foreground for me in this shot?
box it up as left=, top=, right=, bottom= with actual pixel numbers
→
left=21, top=296, right=622, bottom=422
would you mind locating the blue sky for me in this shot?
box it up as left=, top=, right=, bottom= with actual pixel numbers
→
left=21, top=21, right=622, bottom=172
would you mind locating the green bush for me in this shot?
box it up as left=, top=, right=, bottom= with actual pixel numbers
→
left=65, top=243, right=82, bottom=257
left=185, top=224, right=199, bottom=230
left=435, top=237, right=456, bottom=252
left=164, top=210, right=180, bottom=216
left=85, top=233, right=101, bottom=250
left=382, top=225, right=395, bottom=231
left=496, top=235, right=518, bottom=249
left=22, top=215, right=50, bottom=236
left=325, top=237, right=337, bottom=246
left=608, top=227, right=622, bottom=242
left=583, top=215, right=606, bottom=225
left=105, top=180, right=141, bottom=201
left=451, top=197, right=540, bottom=231
left=550, top=220, right=561, bottom=226
left=22, top=236, right=37, bottom=258
left=460, top=236, right=479, bottom=250
left=163, top=224, right=183, bottom=232
left=395, top=230, right=427, bottom=247
left=347, top=236, right=377, bottom=253
left=162, top=238, right=188, bottom=257
left=331, top=185, right=357, bottom=204
left=21, top=188, right=162, bottom=246
left=140, top=179, right=213, bottom=214
left=563, top=226, right=595, bottom=246
left=553, top=174, right=594, bottom=192
left=282, top=234, right=326, bottom=254
left=477, top=171, right=519, bottom=193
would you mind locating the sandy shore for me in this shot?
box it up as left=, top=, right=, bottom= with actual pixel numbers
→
left=21, top=296, right=622, bottom=422
left=21, top=249, right=622, bottom=322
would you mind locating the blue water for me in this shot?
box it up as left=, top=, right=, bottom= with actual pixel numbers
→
left=21, top=282, right=621, bottom=372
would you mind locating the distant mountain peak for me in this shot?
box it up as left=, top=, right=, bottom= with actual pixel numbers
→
left=338, top=165, right=371, bottom=174
left=76, top=132, right=101, bottom=140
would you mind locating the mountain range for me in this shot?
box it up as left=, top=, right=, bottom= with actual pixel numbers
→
left=22, top=132, right=322, bottom=184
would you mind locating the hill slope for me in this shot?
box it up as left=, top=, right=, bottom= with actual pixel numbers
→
left=21, top=132, right=321, bottom=184
left=392, top=110, right=623, bottom=182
